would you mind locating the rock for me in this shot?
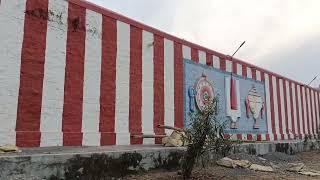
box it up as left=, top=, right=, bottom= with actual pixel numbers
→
left=270, top=162, right=280, bottom=169
left=286, top=163, right=305, bottom=172
left=249, top=164, right=273, bottom=172
left=216, top=157, right=236, bottom=168
left=234, top=160, right=252, bottom=168
left=298, top=170, right=320, bottom=177
left=162, top=131, right=188, bottom=147
left=258, top=157, right=267, bottom=161
left=0, top=145, right=20, bottom=153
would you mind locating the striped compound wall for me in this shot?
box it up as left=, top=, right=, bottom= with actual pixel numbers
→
left=0, top=0, right=319, bottom=147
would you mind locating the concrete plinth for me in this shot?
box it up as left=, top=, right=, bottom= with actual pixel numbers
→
left=0, top=140, right=319, bottom=179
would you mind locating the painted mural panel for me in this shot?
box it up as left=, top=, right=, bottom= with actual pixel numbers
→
left=184, top=59, right=267, bottom=134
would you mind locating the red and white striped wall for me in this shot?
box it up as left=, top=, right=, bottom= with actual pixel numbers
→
left=0, top=0, right=319, bottom=147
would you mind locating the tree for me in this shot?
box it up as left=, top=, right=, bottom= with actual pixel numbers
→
left=181, top=97, right=231, bottom=179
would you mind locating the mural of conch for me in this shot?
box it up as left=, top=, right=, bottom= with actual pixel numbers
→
left=245, top=86, right=265, bottom=129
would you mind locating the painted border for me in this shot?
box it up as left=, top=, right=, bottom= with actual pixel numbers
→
left=183, top=59, right=267, bottom=134
left=69, top=0, right=320, bottom=93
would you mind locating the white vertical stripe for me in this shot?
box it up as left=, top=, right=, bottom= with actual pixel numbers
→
left=142, top=31, right=154, bottom=144
left=285, top=81, right=292, bottom=135
left=182, top=45, right=191, bottom=60
left=256, top=70, right=261, bottom=81
left=0, top=0, right=26, bottom=145
left=115, top=21, right=130, bottom=145
left=264, top=74, right=273, bottom=140
left=212, top=55, right=220, bottom=69
left=247, top=67, right=252, bottom=78
left=297, top=85, right=304, bottom=135
left=164, top=39, right=175, bottom=135
left=302, top=87, right=308, bottom=134
left=279, top=79, right=287, bottom=138
left=226, top=60, right=232, bottom=72
left=199, top=50, right=206, bottom=64
left=40, top=0, right=68, bottom=146
left=307, top=88, right=313, bottom=135
left=236, top=64, right=242, bottom=76
left=81, top=10, right=102, bottom=146
left=272, top=76, right=280, bottom=135
left=291, top=83, right=298, bottom=136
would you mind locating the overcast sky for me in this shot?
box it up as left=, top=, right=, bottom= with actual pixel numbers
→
left=87, top=0, right=320, bottom=87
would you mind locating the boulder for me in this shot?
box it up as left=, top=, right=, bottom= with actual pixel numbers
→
left=216, top=157, right=236, bottom=168
left=298, top=170, right=320, bottom=177
left=286, top=163, right=305, bottom=172
left=0, top=145, right=20, bottom=153
left=249, top=164, right=273, bottom=172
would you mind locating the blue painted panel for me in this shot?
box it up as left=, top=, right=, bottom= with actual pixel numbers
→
left=183, top=59, right=267, bottom=134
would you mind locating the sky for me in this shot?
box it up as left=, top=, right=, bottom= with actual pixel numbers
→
left=87, top=0, right=320, bottom=87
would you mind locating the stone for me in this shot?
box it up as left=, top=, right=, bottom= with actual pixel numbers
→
left=162, top=131, right=188, bottom=147
left=216, top=157, right=236, bottom=168
left=0, top=145, right=20, bottom=153
left=249, top=164, right=273, bottom=172
left=286, top=163, right=305, bottom=172
left=298, top=170, right=320, bottom=177
left=234, top=160, right=252, bottom=168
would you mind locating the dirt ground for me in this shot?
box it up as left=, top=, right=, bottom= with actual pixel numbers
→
left=124, top=150, right=320, bottom=180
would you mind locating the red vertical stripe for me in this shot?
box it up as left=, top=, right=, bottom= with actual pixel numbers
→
left=191, top=48, right=199, bottom=62
left=305, top=88, right=311, bottom=135
left=174, top=42, right=184, bottom=128
left=276, top=78, right=283, bottom=139
left=242, top=64, right=247, bottom=78
left=153, top=35, right=165, bottom=144
left=269, top=75, right=277, bottom=140
left=62, top=3, right=86, bottom=146
left=282, top=81, right=289, bottom=138
left=206, top=52, right=212, bottom=66
left=289, top=83, right=295, bottom=136
left=316, top=91, right=320, bottom=134
left=220, top=58, right=226, bottom=71
left=236, top=134, right=242, bottom=140
left=295, top=84, right=301, bottom=138
left=100, top=16, right=117, bottom=145
left=252, top=68, right=257, bottom=80
left=129, top=26, right=142, bottom=144
left=16, top=0, right=49, bottom=147
left=300, top=86, right=306, bottom=135
left=316, top=92, right=319, bottom=134
left=310, top=89, right=316, bottom=134
left=260, top=71, right=265, bottom=82
left=232, top=62, right=237, bottom=74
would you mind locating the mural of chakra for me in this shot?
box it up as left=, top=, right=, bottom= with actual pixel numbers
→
left=225, top=77, right=241, bottom=129
left=245, top=86, right=265, bottom=129
left=189, top=73, right=214, bottom=112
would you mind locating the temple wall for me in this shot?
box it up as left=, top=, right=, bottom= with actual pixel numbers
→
left=0, top=0, right=319, bottom=147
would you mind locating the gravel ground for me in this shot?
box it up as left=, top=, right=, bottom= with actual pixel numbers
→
left=124, top=150, right=320, bottom=180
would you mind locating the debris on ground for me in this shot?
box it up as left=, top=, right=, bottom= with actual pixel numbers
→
left=216, top=152, right=320, bottom=176
left=249, top=164, right=274, bottom=172
left=298, top=169, right=320, bottom=177
left=157, top=125, right=189, bottom=147
left=216, top=157, right=237, bottom=168
left=286, top=162, right=320, bottom=176
left=0, top=145, right=21, bottom=153
left=216, top=157, right=252, bottom=168
left=286, top=163, right=306, bottom=172
left=162, top=130, right=188, bottom=147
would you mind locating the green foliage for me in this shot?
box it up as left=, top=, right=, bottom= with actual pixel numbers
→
left=181, top=97, right=231, bottom=179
